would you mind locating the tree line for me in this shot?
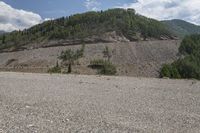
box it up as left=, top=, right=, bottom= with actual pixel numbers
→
left=0, top=8, right=173, bottom=51
left=161, top=34, right=200, bottom=79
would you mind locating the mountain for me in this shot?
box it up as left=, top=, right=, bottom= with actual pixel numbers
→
left=0, top=31, right=5, bottom=35
left=0, top=8, right=174, bottom=52
left=162, top=19, right=200, bottom=38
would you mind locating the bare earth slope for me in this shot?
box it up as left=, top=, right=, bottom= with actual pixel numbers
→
left=0, top=72, right=200, bottom=132
left=0, top=40, right=180, bottom=77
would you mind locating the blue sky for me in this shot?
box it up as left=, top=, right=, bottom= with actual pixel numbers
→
left=1, top=0, right=200, bottom=32
left=1, top=0, right=135, bottom=19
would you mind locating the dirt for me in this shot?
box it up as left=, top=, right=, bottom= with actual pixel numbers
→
left=0, top=40, right=180, bottom=77
left=0, top=72, right=200, bottom=132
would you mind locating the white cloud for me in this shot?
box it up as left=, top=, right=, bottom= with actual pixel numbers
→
left=0, top=1, right=43, bottom=32
left=44, top=18, right=54, bottom=21
left=84, top=0, right=101, bottom=11
left=120, top=0, right=200, bottom=24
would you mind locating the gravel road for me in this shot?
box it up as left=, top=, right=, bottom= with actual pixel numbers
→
left=0, top=72, right=200, bottom=132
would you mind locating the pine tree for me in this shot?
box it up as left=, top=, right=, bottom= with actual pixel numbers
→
left=2, top=35, right=5, bottom=44
left=103, top=46, right=112, bottom=61
left=58, top=45, right=84, bottom=73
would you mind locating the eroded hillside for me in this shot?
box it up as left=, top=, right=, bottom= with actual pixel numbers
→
left=0, top=40, right=180, bottom=77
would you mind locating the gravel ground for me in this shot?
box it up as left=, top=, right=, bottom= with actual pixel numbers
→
left=0, top=72, right=200, bottom=133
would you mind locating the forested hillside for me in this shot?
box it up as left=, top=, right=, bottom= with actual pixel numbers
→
left=163, top=19, right=200, bottom=38
left=161, top=34, right=200, bottom=79
left=0, top=8, right=174, bottom=51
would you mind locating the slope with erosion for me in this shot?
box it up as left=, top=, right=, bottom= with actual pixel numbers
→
left=0, top=40, right=180, bottom=77
left=0, top=8, right=180, bottom=77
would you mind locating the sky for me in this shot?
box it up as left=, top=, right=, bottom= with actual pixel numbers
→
left=1, top=0, right=200, bottom=32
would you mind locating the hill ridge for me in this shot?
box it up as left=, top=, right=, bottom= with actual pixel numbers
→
left=162, top=19, right=200, bottom=38
left=0, top=8, right=174, bottom=52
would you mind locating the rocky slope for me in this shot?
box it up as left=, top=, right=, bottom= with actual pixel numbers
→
left=0, top=9, right=182, bottom=77
left=0, top=40, right=180, bottom=77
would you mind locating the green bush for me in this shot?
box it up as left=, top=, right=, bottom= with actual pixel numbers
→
left=179, top=34, right=200, bottom=55
left=48, top=66, right=61, bottom=73
left=90, top=59, right=106, bottom=68
left=160, top=34, right=200, bottom=80
left=90, top=59, right=117, bottom=75
left=160, top=64, right=181, bottom=79
left=175, top=56, right=200, bottom=79
left=99, top=63, right=117, bottom=75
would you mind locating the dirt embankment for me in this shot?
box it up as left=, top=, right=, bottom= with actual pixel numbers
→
left=0, top=40, right=180, bottom=77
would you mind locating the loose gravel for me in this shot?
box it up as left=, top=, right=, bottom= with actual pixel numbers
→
left=0, top=72, right=200, bottom=132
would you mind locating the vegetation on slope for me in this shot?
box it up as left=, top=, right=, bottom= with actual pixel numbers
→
left=89, top=46, right=117, bottom=75
left=163, top=19, right=200, bottom=38
left=90, top=59, right=117, bottom=75
left=59, top=45, right=84, bottom=73
left=48, top=62, right=61, bottom=74
left=160, top=34, right=200, bottom=79
left=0, top=8, right=174, bottom=51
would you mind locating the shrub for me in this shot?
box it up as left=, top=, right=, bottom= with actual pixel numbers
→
left=103, top=46, right=112, bottom=61
left=160, top=64, right=181, bottom=79
left=48, top=66, right=61, bottom=73
left=160, top=64, right=171, bottom=78
left=90, top=59, right=106, bottom=68
left=58, top=45, right=84, bottom=73
left=99, top=62, right=117, bottom=75
left=160, top=34, right=200, bottom=80
left=89, top=59, right=117, bottom=75
left=175, top=56, right=200, bottom=79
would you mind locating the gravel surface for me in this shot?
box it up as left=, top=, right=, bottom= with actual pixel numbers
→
left=0, top=72, right=200, bottom=132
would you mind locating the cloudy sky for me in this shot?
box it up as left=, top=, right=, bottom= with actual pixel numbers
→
left=0, top=0, right=200, bottom=32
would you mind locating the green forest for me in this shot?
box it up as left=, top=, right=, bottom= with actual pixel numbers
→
left=161, top=34, right=200, bottom=79
left=0, top=8, right=173, bottom=51
left=163, top=19, right=200, bottom=38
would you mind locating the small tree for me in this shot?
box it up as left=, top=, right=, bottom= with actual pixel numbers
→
left=103, top=46, right=112, bottom=61
left=59, top=45, right=84, bottom=73
left=2, top=35, right=5, bottom=44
